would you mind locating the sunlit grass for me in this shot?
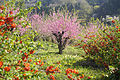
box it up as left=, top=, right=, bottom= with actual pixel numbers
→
left=34, top=42, right=108, bottom=80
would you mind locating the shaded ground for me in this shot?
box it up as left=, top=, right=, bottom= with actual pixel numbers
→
left=72, top=57, right=106, bottom=70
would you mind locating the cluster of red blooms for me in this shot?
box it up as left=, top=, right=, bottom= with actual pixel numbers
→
left=112, top=20, right=120, bottom=32
left=0, top=61, right=11, bottom=72
left=22, top=53, right=29, bottom=62
left=21, top=50, right=35, bottom=62
left=45, top=66, right=61, bottom=80
left=66, top=68, right=91, bottom=80
left=35, top=60, right=44, bottom=67
left=74, top=20, right=120, bottom=72
left=46, top=66, right=60, bottom=75
left=50, top=75, right=56, bottom=80
left=0, top=6, right=16, bottom=36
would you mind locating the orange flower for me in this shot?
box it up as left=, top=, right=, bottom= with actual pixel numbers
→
left=75, top=71, right=79, bottom=74
left=11, top=23, right=16, bottom=28
left=0, top=16, right=5, bottom=20
left=16, top=66, right=20, bottom=70
left=40, top=62, right=44, bottom=66
left=5, top=17, right=14, bottom=24
left=106, top=42, right=108, bottom=44
left=116, top=26, right=119, bottom=29
left=15, top=77, right=19, bottom=80
left=50, top=75, right=56, bottom=80
left=0, top=61, right=3, bottom=68
left=23, top=73, right=26, bottom=76
left=0, top=21, right=5, bottom=26
left=38, top=60, right=41, bottom=63
left=0, top=5, right=5, bottom=10
left=55, top=67, right=59, bottom=71
left=9, top=11, right=13, bottom=15
left=31, top=69, right=34, bottom=72
left=24, top=63, right=30, bottom=67
left=30, top=50, right=34, bottom=54
left=18, top=60, right=21, bottom=65
left=68, top=75, right=72, bottom=79
left=24, top=53, right=28, bottom=57
left=29, top=59, right=32, bottom=62
left=4, top=66, right=11, bottom=71
left=24, top=66, right=30, bottom=71
left=34, top=70, right=38, bottom=74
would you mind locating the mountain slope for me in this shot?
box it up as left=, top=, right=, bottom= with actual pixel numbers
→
left=95, top=0, right=120, bottom=18
left=39, top=0, right=93, bottom=19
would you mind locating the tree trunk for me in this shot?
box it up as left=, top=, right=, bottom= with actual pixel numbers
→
left=58, top=38, right=63, bottom=54
left=58, top=44, right=63, bottom=54
left=52, top=31, right=69, bottom=54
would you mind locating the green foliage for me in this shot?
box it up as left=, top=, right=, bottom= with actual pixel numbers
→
left=75, top=19, right=120, bottom=80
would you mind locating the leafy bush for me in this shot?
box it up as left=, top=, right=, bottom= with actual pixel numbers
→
left=75, top=19, right=120, bottom=80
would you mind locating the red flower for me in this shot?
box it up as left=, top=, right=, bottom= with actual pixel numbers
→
left=112, top=20, right=115, bottom=23
left=4, top=66, right=11, bottom=71
left=29, top=59, right=32, bottom=62
left=24, top=66, right=30, bottom=71
left=116, top=26, right=119, bottom=29
left=20, top=51, right=22, bottom=53
left=80, top=74, right=84, bottom=79
left=9, top=11, right=13, bottom=15
left=0, top=21, right=5, bottom=26
left=68, top=75, right=72, bottom=79
left=5, top=17, right=14, bottom=24
left=110, top=37, right=114, bottom=40
left=40, top=62, right=44, bottom=66
left=7, top=26, right=11, bottom=29
left=30, top=50, right=34, bottom=54
left=114, top=48, right=117, bottom=51
left=112, top=54, right=114, bottom=56
left=39, top=60, right=41, bottom=63
left=0, top=61, right=3, bottom=68
left=88, top=77, right=91, bottom=79
left=36, top=62, right=38, bottom=65
left=15, top=77, right=19, bottom=80
left=50, top=75, right=56, bottom=80
left=0, top=5, right=5, bottom=10
left=0, top=16, right=5, bottom=20
left=11, top=23, right=16, bottom=28
left=23, top=73, right=26, bottom=76
left=34, top=70, right=38, bottom=74
left=20, top=40, right=22, bottom=44
left=31, top=70, right=34, bottom=72
left=119, top=29, right=120, bottom=32
left=16, top=66, right=20, bottom=70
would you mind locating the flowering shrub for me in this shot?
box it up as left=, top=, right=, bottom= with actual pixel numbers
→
left=0, top=1, right=92, bottom=80
left=75, top=19, right=120, bottom=79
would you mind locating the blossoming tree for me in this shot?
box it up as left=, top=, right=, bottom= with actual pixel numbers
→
left=30, top=11, right=80, bottom=54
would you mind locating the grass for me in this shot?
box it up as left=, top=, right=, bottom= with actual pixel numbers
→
left=34, top=41, right=108, bottom=80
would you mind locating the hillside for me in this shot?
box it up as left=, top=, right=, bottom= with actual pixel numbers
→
left=95, top=0, right=120, bottom=18
left=36, top=0, right=93, bottom=19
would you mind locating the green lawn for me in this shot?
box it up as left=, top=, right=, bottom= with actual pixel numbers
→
left=33, top=41, right=108, bottom=80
